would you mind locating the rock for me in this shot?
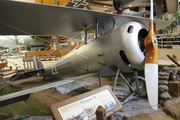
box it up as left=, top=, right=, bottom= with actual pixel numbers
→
left=158, top=80, right=168, bottom=85
left=129, top=113, right=153, bottom=120
left=160, top=66, right=172, bottom=73
left=163, top=97, right=180, bottom=106
left=159, top=65, right=167, bottom=69
left=158, top=75, right=169, bottom=80
left=162, top=102, right=180, bottom=119
left=122, top=116, right=128, bottom=120
left=159, top=92, right=172, bottom=100
left=163, top=99, right=175, bottom=106
left=159, top=100, right=167, bottom=106
left=167, top=64, right=177, bottom=67
left=176, top=67, right=180, bottom=72
left=159, top=88, right=165, bottom=93
left=158, top=89, right=165, bottom=93
left=159, top=85, right=169, bottom=91
left=159, top=72, right=170, bottom=76
left=173, top=97, right=180, bottom=103
left=159, top=100, right=164, bottom=104
left=153, top=114, right=174, bottom=120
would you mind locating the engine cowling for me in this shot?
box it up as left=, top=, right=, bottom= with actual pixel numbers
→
left=105, top=22, right=148, bottom=72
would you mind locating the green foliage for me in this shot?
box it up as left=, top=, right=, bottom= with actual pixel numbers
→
left=159, top=11, right=180, bottom=33
left=0, top=95, right=51, bottom=119
left=159, top=14, right=169, bottom=21
left=172, top=10, right=180, bottom=21
left=0, top=83, right=21, bottom=96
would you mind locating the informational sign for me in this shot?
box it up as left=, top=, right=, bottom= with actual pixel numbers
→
left=51, top=85, right=122, bottom=120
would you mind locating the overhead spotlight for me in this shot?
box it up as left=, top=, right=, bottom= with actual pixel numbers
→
left=129, top=5, right=131, bottom=7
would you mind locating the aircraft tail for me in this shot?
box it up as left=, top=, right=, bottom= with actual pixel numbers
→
left=33, top=56, right=44, bottom=70
left=33, top=56, right=44, bottom=77
left=9, top=56, right=44, bottom=81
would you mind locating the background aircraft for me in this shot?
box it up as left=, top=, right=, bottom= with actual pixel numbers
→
left=0, top=0, right=170, bottom=110
left=0, top=35, right=47, bottom=55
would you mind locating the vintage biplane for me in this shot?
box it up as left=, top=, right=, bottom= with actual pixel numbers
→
left=0, top=0, right=170, bottom=110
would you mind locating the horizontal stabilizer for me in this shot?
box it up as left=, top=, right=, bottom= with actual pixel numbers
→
left=9, top=69, right=42, bottom=81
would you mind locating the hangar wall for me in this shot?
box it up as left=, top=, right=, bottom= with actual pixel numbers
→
left=158, top=49, right=180, bottom=60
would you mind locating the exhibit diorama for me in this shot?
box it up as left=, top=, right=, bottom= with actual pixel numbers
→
left=0, top=0, right=180, bottom=120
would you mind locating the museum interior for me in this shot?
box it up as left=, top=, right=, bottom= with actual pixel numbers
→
left=0, top=0, right=180, bottom=120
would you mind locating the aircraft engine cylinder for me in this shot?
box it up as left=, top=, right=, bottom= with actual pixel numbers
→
left=109, top=22, right=148, bottom=71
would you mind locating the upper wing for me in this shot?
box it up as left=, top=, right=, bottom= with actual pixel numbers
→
left=0, top=0, right=169, bottom=40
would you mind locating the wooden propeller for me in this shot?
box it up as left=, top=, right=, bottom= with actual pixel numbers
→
left=144, top=0, right=158, bottom=110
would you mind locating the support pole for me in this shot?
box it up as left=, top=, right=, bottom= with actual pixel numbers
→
left=119, top=73, right=135, bottom=92
left=119, top=73, right=138, bottom=105
left=29, top=58, right=32, bottom=69
left=134, top=71, right=140, bottom=94
left=113, top=19, right=116, bottom=28
left=96, top=20, right=98, bottom=39
left=154, top=0, right=163, bottom=18
left=85, top=28, right=88, bottom=45
left=112, top=68, right=120, bottom=92
left=98, top=73, right=102, bottom=87
left=26, top=59, right=29, bottom=70
left=23, top=58, right=25, bottom=70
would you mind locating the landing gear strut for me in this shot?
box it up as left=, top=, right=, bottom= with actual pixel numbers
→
left=113, top=69, right=146, bottom=105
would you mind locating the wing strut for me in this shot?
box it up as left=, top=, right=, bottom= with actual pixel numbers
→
left=85, top=27, right=88, bottom=44
left=95, top=19, right=99, bottom=39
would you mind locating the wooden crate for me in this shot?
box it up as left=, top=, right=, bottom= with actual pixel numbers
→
left=168, top=81, right=180, bottom=97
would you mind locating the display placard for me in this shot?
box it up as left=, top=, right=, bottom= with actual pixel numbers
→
left=50, top=85, right=122, bottom=120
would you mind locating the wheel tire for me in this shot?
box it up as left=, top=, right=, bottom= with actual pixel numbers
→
left=113, top=0, right=124, bottom=12
left=129, top=76, right=147, bottom=98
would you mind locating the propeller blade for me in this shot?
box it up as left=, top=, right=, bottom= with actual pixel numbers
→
left=145, top=64, right=158, bottom=110
left=144, top=0, right=158, bottom=110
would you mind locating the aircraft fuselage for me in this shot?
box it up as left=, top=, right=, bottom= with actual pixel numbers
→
left=42, top=22, right=147, bottom=77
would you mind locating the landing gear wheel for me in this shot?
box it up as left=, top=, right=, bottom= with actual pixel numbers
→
left=129, top=76, right=147, bottom=98
left=113, top=0, right=124, bottom=12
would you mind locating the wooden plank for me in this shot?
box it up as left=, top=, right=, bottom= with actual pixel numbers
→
left=25, top=50, right=61, bottom=59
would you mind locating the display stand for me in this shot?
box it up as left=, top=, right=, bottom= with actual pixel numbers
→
left=50, top=85, right=122, bottom=120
